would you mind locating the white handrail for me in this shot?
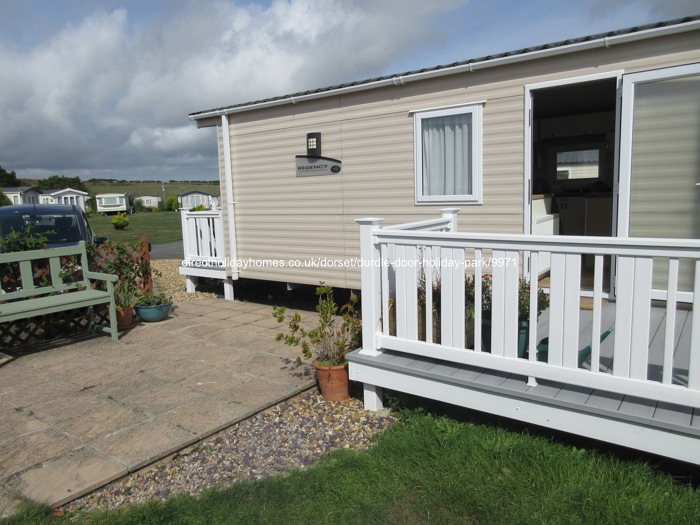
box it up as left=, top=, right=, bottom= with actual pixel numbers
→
left=357, top=212, right=700, bottom=409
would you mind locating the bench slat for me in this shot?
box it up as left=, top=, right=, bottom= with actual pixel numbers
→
left=0, top=241, right=118, bottom=341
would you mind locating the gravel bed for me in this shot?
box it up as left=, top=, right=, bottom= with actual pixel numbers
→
left=64, top=391, right=396, bottom=513
left=151, top=259, right=219, bottom=304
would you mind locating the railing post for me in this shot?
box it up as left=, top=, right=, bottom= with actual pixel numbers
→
left=356, top=218, right=384, bottom=357
left=180, top=210, right=189, bottom=262
left=439, top=208, right=460, bottom=231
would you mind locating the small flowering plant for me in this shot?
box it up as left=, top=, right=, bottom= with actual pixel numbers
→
left=465, top=274, right=549, bottom=321
left=273, top=283, right=361, bottom=367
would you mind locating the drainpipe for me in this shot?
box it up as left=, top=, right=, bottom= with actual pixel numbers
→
left=221, top=113, right=238, bottom=298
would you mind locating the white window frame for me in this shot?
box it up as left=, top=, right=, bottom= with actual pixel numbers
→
left=413, top=103, right=483, bottom=205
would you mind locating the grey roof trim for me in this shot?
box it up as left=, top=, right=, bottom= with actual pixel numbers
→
left=189, top=15, right=700, bottom=120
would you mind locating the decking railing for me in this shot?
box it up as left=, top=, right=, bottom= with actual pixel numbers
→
left=181, top=210, right=225, bottom=264
left=356, top=210, right=700, bottom=409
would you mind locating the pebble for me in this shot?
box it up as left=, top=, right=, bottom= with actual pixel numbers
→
left=63, top=391, right=396, bottom=513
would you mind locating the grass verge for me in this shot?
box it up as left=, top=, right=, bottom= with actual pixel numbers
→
left=88, top=212, right=182, bottom=245
left=2, top=406, right=699, bottom=525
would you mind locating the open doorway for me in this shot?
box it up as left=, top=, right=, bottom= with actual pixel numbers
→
left=529, top=77, right=618, bottom=292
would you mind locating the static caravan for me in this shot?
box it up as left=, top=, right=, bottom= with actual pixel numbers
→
left=188, top=16, right=700, bottom=295
left=38, top=188, right=88, bottom=212
left=1, top=187, right=40, bottom=205
left=96, top=193, right=132, bottom=215
left=134, top=195, right=162, bottom=208
left=177, top=190, right=213, bottom=210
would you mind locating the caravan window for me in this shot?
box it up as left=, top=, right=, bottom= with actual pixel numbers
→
left=414, top=103, right=483, bottom=204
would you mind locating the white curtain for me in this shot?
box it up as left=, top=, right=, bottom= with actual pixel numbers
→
left=422, top=113, right=472, bottom=196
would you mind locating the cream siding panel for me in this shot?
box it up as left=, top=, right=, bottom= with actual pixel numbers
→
left=214, top=31, right=700, bottom=290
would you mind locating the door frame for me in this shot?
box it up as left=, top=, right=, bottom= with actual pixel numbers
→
left=523, top=71, right=623, bottom=296
left=617, top=62, right=700, bottom=238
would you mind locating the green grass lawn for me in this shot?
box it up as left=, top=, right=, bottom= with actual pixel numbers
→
left=88, top=212, right=182, bottom=245
left=4, top=406, right=699, bottom=525
left=84, top=180, right=219, bottom=201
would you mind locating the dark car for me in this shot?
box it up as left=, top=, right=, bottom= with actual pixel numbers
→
left=0, top=204, right=106, bottom=248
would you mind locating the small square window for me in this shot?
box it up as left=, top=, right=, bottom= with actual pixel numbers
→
left=414, top=104, right=483, bottom=204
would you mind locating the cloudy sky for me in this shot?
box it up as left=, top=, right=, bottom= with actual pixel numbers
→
left=0, top=0, right=696, bottom=182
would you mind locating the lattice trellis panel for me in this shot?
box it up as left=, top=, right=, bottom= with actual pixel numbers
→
left=0, top=236, right=150, bottom=349
left=0, top=304, right=110, bottom=350
left=92, top=235, right=152, bottom=294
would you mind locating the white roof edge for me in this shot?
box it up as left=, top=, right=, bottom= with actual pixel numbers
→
left=189, top=19, right=700, bottom=121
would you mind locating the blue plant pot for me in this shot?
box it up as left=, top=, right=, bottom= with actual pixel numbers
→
left=135, top=302, right=173, bottom=322
left=481, top=319, right=530, bottom=357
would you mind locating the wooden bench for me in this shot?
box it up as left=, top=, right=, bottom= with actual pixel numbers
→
left=0, top=241, right=118, bottom=341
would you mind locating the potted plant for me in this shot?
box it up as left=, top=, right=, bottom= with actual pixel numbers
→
left=466, top=274, right=549, bottom=356
left=273, top=283, right=361, bottom=402
left=135, top=292, right=173, bottom=322
left=114, top=281, right=138, bottom=330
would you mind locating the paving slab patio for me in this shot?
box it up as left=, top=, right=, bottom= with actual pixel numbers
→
left=0, top=299, right=317, bottom=513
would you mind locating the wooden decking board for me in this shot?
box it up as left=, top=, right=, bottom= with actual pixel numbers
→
left=646, top=309, right=687, bottom=383
left=472, top=369, right=511, bottom=388
left=498, top=374, right=532, bottom=393
left=692, top=409, right=700, bottom=429
left=554, top=383, right=592, bottom=404
left=450, top=365, right=483, bottom=382
left=617, top=396, right=657, bottom=419
left=672, top=311, right=692, bottom=387
left=585, top=390, right=624, bottom=411
left=526, top=378, right=564, bottom=399
left=348, top=349, right=700, bottom=438
left=654, top=402, right=693, bottom=426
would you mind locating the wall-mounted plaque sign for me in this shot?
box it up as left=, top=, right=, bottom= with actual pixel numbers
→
left=295, top=155, right=342, bottom=177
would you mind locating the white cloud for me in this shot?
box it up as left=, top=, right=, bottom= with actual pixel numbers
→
left=0, top=0, right=695, bottom=181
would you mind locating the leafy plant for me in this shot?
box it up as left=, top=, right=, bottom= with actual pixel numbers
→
left=189, top=204, right=208, bottom=211
left=103, top=241, right=152, bottom=303
left=0, top=226, right=51, bottom=253
left=465, top=274, right=549, bottom=321
left=273, top=283, right=361, bottom=367
left=136, top=292, right=171, bottom=306
left=114, top=282, right=138, bottom=308
left=111, top=212, right=130, bottom=230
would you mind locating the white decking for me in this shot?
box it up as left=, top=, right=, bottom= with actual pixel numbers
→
left=350, top=210, right=700, bottom=464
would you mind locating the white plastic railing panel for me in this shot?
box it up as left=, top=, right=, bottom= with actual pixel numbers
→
left=357, top=214, right=700, bottom=409
left=181, top=211, right=225, bottom=263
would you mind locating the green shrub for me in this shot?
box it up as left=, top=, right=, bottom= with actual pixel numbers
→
left=111, top=212, right=130, bottom=230
left=189, top=204, right=208, bottom=212
left=165, top=196, right=178, bottom=211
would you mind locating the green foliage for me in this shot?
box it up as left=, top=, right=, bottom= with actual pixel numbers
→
left=84, top=196, right=96, bottom=213
left=0, top=226, right=50, bottom=253
left=103, top=241, right=151, bottom=308
left=189, top=204, right=208, bottom=211
left=34, top=175, right=88, bottom=193
left=0, top=164, right=18, bottom=187
left=113, top=281, right=138, bottom=308
left=0, top=227, right=52, bottom=293
left=5, top=406, right=700, bottom=524
left=0, top=190, right=11, bottom=206
left=136, top=292, right=171, bottom=306
left=164, top=196, right=178, bottom=211
left=111, top=212, right=130, bottom=230
left=88, top=213, right=182, bottom=245
left=273, top=283, right=361, bottom=367
left=465, top=274, right=549, bottom=320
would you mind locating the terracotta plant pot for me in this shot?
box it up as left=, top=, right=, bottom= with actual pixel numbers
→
left=314, top=363, right=350, bottom=402
left=116, top=306, right=135, bottom=331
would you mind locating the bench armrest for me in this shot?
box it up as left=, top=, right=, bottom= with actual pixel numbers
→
left=84, top=270, right=119, bottom=283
